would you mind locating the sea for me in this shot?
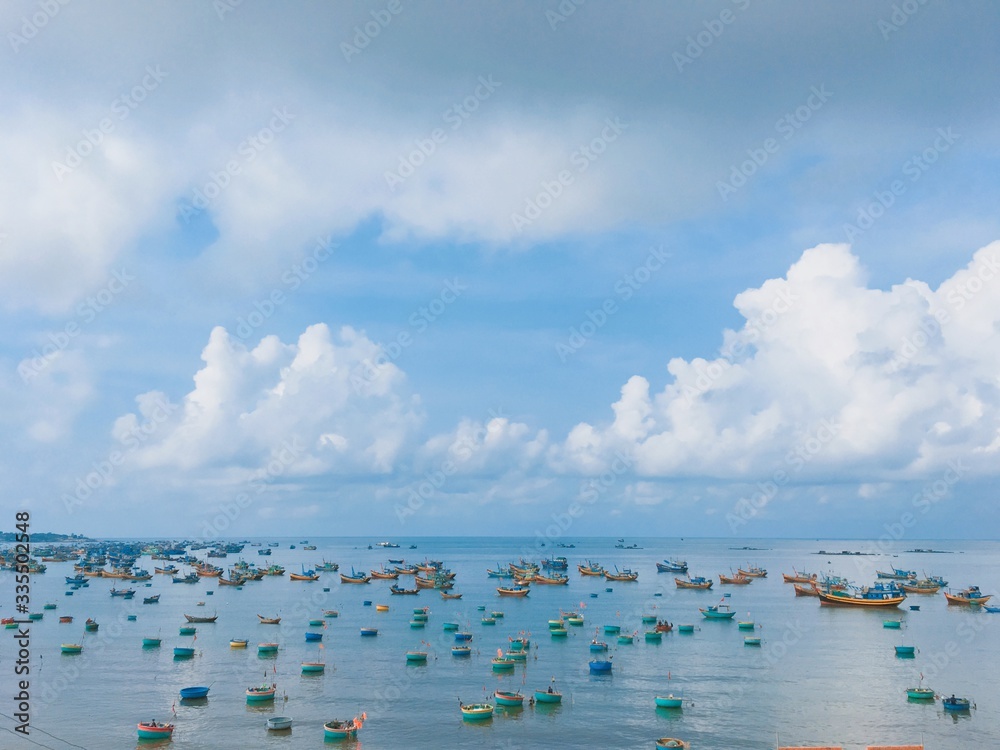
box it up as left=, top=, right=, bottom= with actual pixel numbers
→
left=5, top=537, right=998, bottom=749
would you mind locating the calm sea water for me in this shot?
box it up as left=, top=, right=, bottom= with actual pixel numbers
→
left=6, top=537, right=998, bottom=749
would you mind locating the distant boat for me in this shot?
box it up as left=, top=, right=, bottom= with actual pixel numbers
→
left=589, top=658, right=613, bottom=673
left=655, top=694, right=683, bottom=708
left=289, top=567, right=319, bottom=582
left=883, top=619, right=902, bottom=629
left=360, top=627, right=378, bottom=637
left=744, top=636, right=762, bottom=646
left=305, top=632, right=323, bottom=642
left=719, top=573, right=751, bottom=585
left=266, top=716, right=293, bottom=730
left=179, top=686, right=209, bottom=699
left=405, top=651, right=428, bottom=663
left=136, top=721, right=174, bottom=740
left=301, top=662, right=325, bottom=673
left=906, top=686, right=934, bottom=700
left=451, top=645, right=472, bottom=656
left=876, top=567, right=917, bottom=580
left=817, top=582, right=906, bottom=608
left=578, top=561, right=605, bottom=576
left=494, top=690, right=524, bottom=707
left=656, top=560, right=688, bottom=573
left=173, top=646, right=195, bottom=658
left=604, top=568, right=638, bottom=582
left=390, top=584, right=419, bottom=595
left=257, top=614, right=281, bottom=624
left=782, top=570, right=817, bottom=583
left=895, top=645, right=916, bottom=656
left=59, top=615, right=74, bottom=623
left=944, top=586, right=991, bottom=606
left=84, top=618, right=99, bottom=632
left=324, top=717, right=363, bottom=738
left=459, top=703, right=493, bottom=721
left=942, top=695, right=972, bottom=711
left=590, top=640, right=608, bottom=652
left=901, top=579, right=941, bottom=594
left=440, top=591, right=463, bottom=599
left=184, top=613, right=218, bottom=623
left=340, top=569, right=371, bottom=584
left=497, top=586, right=530, bottom=597
left=60, top=643, right=83, bottom=654
left=675, top=576, right=712, bottom=590
left=793, top=583, right=819, bottom=597
left=654, top=739, right=689, bottom=749
left=736, top=566, right=767, bottom=578
left=142, top=595, right=160, bottom=604
left=230, top=639, right=248, bottom=648
left=534, top=685, right=563, bottom=703
left=700, top=603, right=736, bottom=620
left=142, top=637, right=161, bottom=647
left=257, top=643, right=278, bottom=654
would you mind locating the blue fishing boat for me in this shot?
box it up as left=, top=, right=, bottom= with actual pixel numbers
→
left=895, top=645, right=916, bottom=656
left=534, top=683, right=562, bottom=703
left=305, top=632, right=323, bottom=641
left=173, top=646, right=195, bottom=658
left=451, top=645, right=472, bottom=656
left=301, top=661, right=325, bottom=673
left=360, top=627, right=378, bottom=637
left=883, top=619, right=902, bottom=629
left=744, top=636, right=762, bottom=646
left=942, top=695, right=972, bottom=711
left=655, top=694, right=683, bottom=708
left=491, top=656, right=517, bottom=671
left=459, top=703, right=493, bottom=721
left=179, top=626, right=196, bottom=636
left=645, top=631, right=662, bottom=642
left=603, top=624, right=621, bottom=634
left=656, top=559, right=688, bottom=573
left=699, top=602, right=736, bottom=620
left=677, top=624, right=695, bottom=633
left=246, top=683, right=276, bottom=702
left=324, top=716, right=364, bottom=738
left=136, top=721, right=174, bottom=740
left=590, top=640, right=609, bottom=652
left=494, top=690, right=524, bottom=707
left=179, top=686, right=210, bottom=699
left=142, top=637, right=161, bottom=647
left=454, top=632, right=473, bottom=642
left=406, top=651, right=428, bottom=663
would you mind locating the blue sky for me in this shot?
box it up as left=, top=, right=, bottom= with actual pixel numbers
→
left=2, top=1, right=999, bottom=539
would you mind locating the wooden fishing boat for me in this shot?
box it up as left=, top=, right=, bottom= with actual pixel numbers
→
left=316, top=560, right=339, bottom=572
left=654, top=620, right=673, bottom=632
left=360, top=627, right=378, bottom=636
left=794, top=583, right=819, bottom=596
left=451, top=645, right=472, bottom=656
left=700, top=603, right=736, bottom=619
left=817, top=583, right=906, bottom=608
left=533, top=574, right=570, bottom=585
left=59, top=615, right=74, bottom=623
left=656, top=559, right=688, bottom=573
left=305, top=631, right=323, bottom=641
left=494, top=690, right=524, bottom=707
left=257, top=642, right=278, bottom=653
left=184, top=613, right=218, bottom=623
left=605, top=568, right=639, bottom=581
left=136, top=721, right=174, bottom=740
left=179, top=626, right=197, bottom=636
left=497, top=586, right=530, bottom=597
left=266, top=716, right=292, bottom=730
left=491, top=656, right=517, bottom=670
left=390, top=584, right=419, bottom=595
left=289, top=572, right=320, bottom=581
left=590, top=639, right=608, bottom=651
left=340, top=571, right=371, bottom=584
left=246, top=682, right=276, bottom=701
left=301, top=661, right=325, bottom=673
left=944, top=586, right=991, bottom=606
left=906, top=686, right=934, bottom=700
left=782, top=570, right=817, bottom=583
left=257, top=614, right=281, bottom=624
left=173, top=646, right=195, bottom=657
left=675, top=576, right=712, bottom=589
left=84, top=618, right=99, bottom=632
left=405, top=651, right=428, bottom=663
left=230, top=638, right=248, bottom=648
left=218, top=576, right=243, bottom=586
left=142, top=637, right=161, bottom=647
left=589, top=658, right=613, bottom=673
left=744, top=636, right=762, bottom=646
left=459, top=703, right=493, bottom=721
left=719, top=573, right=751, bottom=585
left=324, top=716, right=363, bottom=738
left=324, top=610, right=339, bottom=618
left=654, top=739, right=689, bottom=749
left=440, top=591, right=463, bottom=599
left=901, top=580, right=941, bottom=594
left=370, top=568, right=399, bottom=580
left=179, top=686, right=210, bottom=699
left=142, top=594, right=160, bottom=604
left=876, top=567, right=917, bottom=580
left=578, top=561, right=605, bottom=576
left=61, top=643, right=83, bottom=654
left=655, top=694, right=683, bottom=708
left=737, top=566, right=767, bottom=578
left=895, top=645, right=916, bottom=656
left=535, top=686, right=563, bottom=703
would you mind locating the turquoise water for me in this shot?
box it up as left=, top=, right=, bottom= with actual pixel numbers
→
left=6, top=538, right=998, bottom=749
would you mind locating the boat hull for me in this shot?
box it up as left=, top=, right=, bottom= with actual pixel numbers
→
left=816, top=590, right=906, bottom=607
left=534, top=690, right=562, bottom=703
left=655, top=695, right=683, bottom=708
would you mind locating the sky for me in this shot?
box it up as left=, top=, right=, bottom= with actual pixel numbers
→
left=1, top=1, right=999, bottom=540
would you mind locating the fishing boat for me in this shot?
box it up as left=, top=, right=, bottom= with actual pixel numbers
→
left=360, top=627, right=378, bottom=636
left=324, top=610, right=339, bottom=618
left=942, top=695, right=972, bottom=711
left=675, top=576, right=712, bottom=589
left=494, top=690, right=524, bottom=707
left=816, top=582, right=906, bottom=607
left=266, top=716, right=292, bottom=730
left=136, top=721, right=174, bottom=740
left=535, top=683, right=563, bottom=703
left=944, top=586, right=991, bottom=606
left=656, top=559, right=688, bottom=573
left=309, top=618, right=324, bottom=626
left=305, top=632, right=323, bottom=641
left=324, top=716, right=364, bottom=738
left=603, top=624, right=621, bottom=634
left=654, top=620, right=674, bottom=632
left=390, top=584, right=419, bottom=595
left=654, top=739, right=689, bottom=749
left=142, top=637, right=161, bottom=647
left=590, top=639, right=608, bottom=651
left=184, top=613, right=218, bottom=623
left=289, top=570, right=319, bottom=582
left=901, top=579, right=941, bottom=594
left=301, top=661, right=325, bottom=673
left=230, top=638, right=248, bottom=648
left=340, top=569, right=371, bottom=584
left=84, top=618, right=99, bottom=632
left=738, top=619, right=755, bottom=630
left=578, top=561, right=605, bottom=576
left=655, top=694, right=683, bottom=708
left=246, top=682, right=276, bottom=701
left=60, top=643, right=83, bottom=654
left=257, top=614, right=281, bottom=624
left=736, top=565, right=767, bottom=578
left=454, top=632, right=473, bottom=642
left=895, top=645, right=916, bottom=656
left=173, top=646, right=195, bottom=657
left=451, top=645, right=472, bottom=656
left=589, top=658, right=613, bottom=673
left=374, top=604, right=390, bottom=613
left=406, top=651, right=428, bottom=663
left=316, top=560, right=339, bottom=572
left=440, top=591, right=463, bottom=599
left=782, top=570, right=817, bottom=583
left=906, top=686, right=934, bottom=700
left=460, top=703, right=494, bottom=721
left=179, top=686, right=210, bottom=699
left=109, top=587, right=136, bottom=597
left=491, top=656, right=517, bottom=670
left=142, top=594, right=160, bottom=604
left=370, top=567, right=399, bottom=580
left=883, top=619, right=902, bottom=629
left=179, top=626, right=197, bottom=636
left=617, top=633, right=635, bottom=644
left=172, top=573, right=199, bottom=584
left=793, top=583, right=819, bottom=596
left=700, top=602, right=736, bottom=619
left=605, top=567, right=639, bottom=581
left=744, top=636, right=762, bottom=646
left=719, top=573, right=751, bottom=585
left=58, top=615, right=74, bottom=624
left=876, top=567, right=917, bottom=580
left=257, top=642, right=278, bottom=653
left=645, top=631, right=662, bottom=642
left=497, top=585, right=530, bottom=597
